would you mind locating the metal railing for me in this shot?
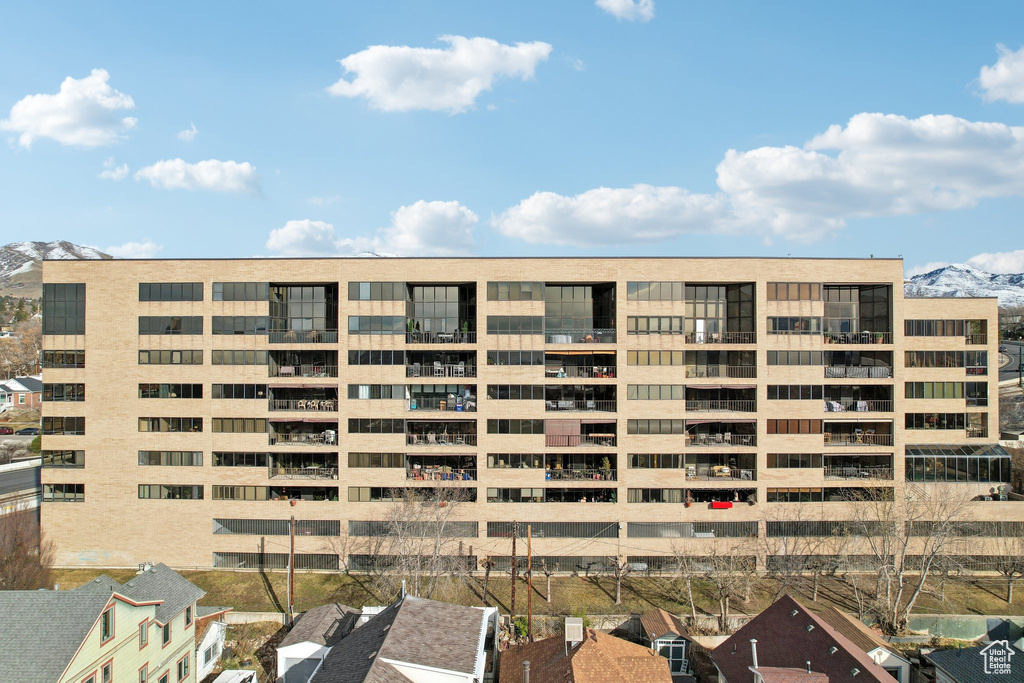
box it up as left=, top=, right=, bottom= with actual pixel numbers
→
left=824, top=466, right=893, bottom=481
left=685, top=433, right=756, bottom=447
left=269, top=466, right=338, bottom=479
left=823, top=400, right=893, bottom=413
left=268, top=432, right=338, bottom=446
left=406, top=433, right=477, bottom=447
left=685, top=466, right=756, bottom=481
left=545, top=329, right=617, bottom=344
left=545, top=366, right=616, bottom=379
left=684, top=331, right=757, bottom=344
left=824, top=332, right=893, bottom=345
left=685, top=365, right=757, bottom=378
left=544, top=400, right=617, bottom=412
left=824, top=366, right=893, bottom=379
left=545, top=468, right=617, bottom=481
left=405, top=331, right=478, bottom=344
left=407, top=398, right=477, bottom=412
left=686, top=400, right=756, bottom=412
left=823, top=433, right=894, bottom=446
left=269, top=399, right=338, bottom=412
left=965, top=334, right=987, bottom=345
left=406, top=364, right=477, bottom=378
left=270, top=364, right=338, bottom=378
left=268, top=330, right=339, bottom=344
left=544, top=435, right=617, bottom=448
left=407, top=469, right=477, bottom=481
left=967, top=427, right=989, bottom=438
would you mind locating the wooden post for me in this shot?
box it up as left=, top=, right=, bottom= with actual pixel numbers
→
left=527, top=524, right=533, bottom=642
left=288, top=515, right=295, bottom=626
left=510, top=521, right=517, bottom=617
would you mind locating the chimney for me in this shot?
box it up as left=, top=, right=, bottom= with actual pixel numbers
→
left=401, top=579, right=406, bottom=598
left=522, top=660, right=530, bottom=683
left=750, top=639, right=758, bottom=669
left=806, top=661, right=811, bottom=674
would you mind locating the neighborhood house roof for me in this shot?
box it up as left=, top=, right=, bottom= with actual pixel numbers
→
left=752, top=666, right=830, bottom=682
left=925, top=642, right=1024, bottom=683
left=640, top=608, right=689, bottom=641
left=279, top=603, right=359, bottom=649
left=116, top=562, right=206, bottom=624
left=815, top=606, right=890, bottom=655
left=500, top=627, right=673, bottom=682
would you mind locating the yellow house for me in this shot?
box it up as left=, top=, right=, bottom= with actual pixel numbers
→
left=0, top=563, right=208, bottom=683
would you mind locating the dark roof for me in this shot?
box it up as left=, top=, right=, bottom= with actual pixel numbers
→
left=312, top=596, right=489, bottom=683
left=279, top=603, right=359, bottom=648
left=500, top=628, right=673, bottom=683
left=13, top=375, right=42, bottom=392
left=924, top=643, right=1024, bottom=683
left=640, top=608, right=689, bottom=641
left=197, top=605, right=232, bottom=618
left=753, top=667, right=829, bottom=682
left=815, top=607, right=890, bottom=654
left=117, top=563, right=206, bottom=624
left=713, top=595, right=892, bottom=683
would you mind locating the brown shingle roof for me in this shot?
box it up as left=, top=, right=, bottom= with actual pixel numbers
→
left=279, top=603, right=359, bottom=648
left=640, top=608, right=689, bottom=641
left=500, top=628, right=672, bottom=683
left=712, top=595, right=892, bottom=683
left=754, top=666, right=830, bottom=682
left=815, top=606, right=889, bottom=654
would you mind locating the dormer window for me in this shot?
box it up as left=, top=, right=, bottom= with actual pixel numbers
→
left=100, top=607, right=114, bottom=643
left=185, top=605, right=193, bottom=628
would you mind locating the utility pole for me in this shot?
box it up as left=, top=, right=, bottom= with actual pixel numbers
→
left=527, top=524, right=533, bottom=642
left=510, top=521, right=517, bottom=617
left=1018, top=346, right=1022, bottom=389
left=288, top=515, right=295, bottom=626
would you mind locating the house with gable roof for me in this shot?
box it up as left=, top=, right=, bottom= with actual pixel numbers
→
left=640, top=607, right=695, bottom=678
left=922, top=640, right=1024, bottom=682
left=815, top=605, right=911, bottom=681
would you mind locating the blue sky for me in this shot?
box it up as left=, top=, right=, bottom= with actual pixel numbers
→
left=1, top=1, right=1023, bottom=274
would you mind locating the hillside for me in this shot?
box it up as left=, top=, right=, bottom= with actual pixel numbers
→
left=905, top=263, right=1024, bottom=308
left=0, top=241, right=111, bottom=298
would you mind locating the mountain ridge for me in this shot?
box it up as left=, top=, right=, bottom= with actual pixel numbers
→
left=905, top=263, right=1024, bottom=307
left=0, top=241, right=112, bottom=298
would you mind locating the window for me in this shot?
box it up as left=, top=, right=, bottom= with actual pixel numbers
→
left=211, top=384, right=267, bottom=399
left=184, top=606, right=192, bottom=628
left=767, top=282, right=821, bottom=301
left=347, top=452, right=404, bottom=468
left=627, top=385, right=684, bottom=400
left=213, top=452, right=269, bottom=468
left=43, top=383, right=85, bottom=401
left=43, top=483, right=85, bottom=502
left=627, top=281, right=684, bottom=301
left=487, top=453, right=544, bottom=468
left=767, top=420, right=822, bottom=434
left=138, top=451, right=202, bottom=466
left=43, top=350, right=85, bottom=368
left=212, top=486, right=269, bottom=500
left=486, top=281, right=544, bottom=301
left=767, top=351, right=823, bottom=366
left=629, top=454, right=685, bottom=468
left=348, top=350, right=405, bottom=365
left=42, top=416, right=85, bottom=435
left=138, top=417, right=202, bottom=432
left=486, top=350, right=544, bottom=366
left=41, top=450, right=85, bottom=468
left=138, top=485, right=203, bottom=500
left=211, top=316, right=268, bottom=335
left=100, top=607, right=114, bottom=643
left=138, top=316, right=203, bottom=335
left=140, top=620, right=149, bottom=647
left=211, top=350, right=268, bottom=365
left=102, top=662, right=112, bottom=683
left=139, top=384, right=202, bottom=399
left=768, top=453, right=823, bottom=468
left=626, top=351, right=684, bottom=366
left=159, top=674, right=168, bottom=683
left=487, top=419, right=544, bottom=434
left=626, top=316, right=685, bottom=335
left=348, top=419, right=405, bottom=434
left=348, top=281, right=406, bottom=300
left=139, top=350, right=203, bottom=365
left=627, top=420, right=685, bottom=434
left=212, top=418, right=267, bottom=433
left=767, top=317, right=822, bottom=334
left=348, top=384, right=404, bottom=399
left=139, top=282, right=203, bottom=301
left=42, top=283, right=86, bottom=335
left=161, top=623, right=170, bottom=646
left=347, top=316, right=405, bottom=335
left=486, top=385, right=544, bottom=400
left=213, top=282, right=269, bottom=301
left=767, top=488, right=824, bottom=502
left=767, top=385, right=824, bottom=400
left=139, top=664, right=147, bottom=683
left=486, top=316, right=544, bottom=334
left=905, top=413, right=968, bottom=430
left=905, top=382, right=964, bottom=400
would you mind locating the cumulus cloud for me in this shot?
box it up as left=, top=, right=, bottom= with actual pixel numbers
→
left=596, top=0, right=655, bottom=22
left=978, top=44, right=1024, bottom=103
left=0, top=69, right=137, bottom=148
left=905, top=261, right=952, bottom=277
left=106, top=240, right=162, bottom=258
left=266, top=201, right=478, bottom=257
left=134, top=158, right=260, bottom=194
left=98, top=157, right=129, bottom=181
left=327, top=35, right=552, bottom=113
left=177, top=122, right=198, bottom=141
left=966, top=249, right=1024, bottom=274
left=493, top=185, right=727, bottom=246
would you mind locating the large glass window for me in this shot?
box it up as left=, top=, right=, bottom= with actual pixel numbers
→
left=42, top=283, right=85, bottom=335
left=139, top=283, right=203, bottom=301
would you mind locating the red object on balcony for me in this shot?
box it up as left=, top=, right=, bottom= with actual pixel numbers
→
left=710, top=501, right=733, bottom=509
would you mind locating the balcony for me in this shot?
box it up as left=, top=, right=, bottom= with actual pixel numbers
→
left=824, top=466, right=893, bottom=481
left=407, top=468, right=476, bottom=481
left=269, top=330, right=339, bottom=344
left=407, top=362, right=476, bottom=378
left=270, top=364, right=338, bottom=378
left=967, top=427, right=989, bottom=438
left=685, top=433, right=756, bottom=447
left=544, top=468, right=617, bottom=482
left=269, top=431, right=337, bottom=447
left=966, top=334, right=987, bottom=345
left=406, top=433, right=476, bottom=447
left=545, top=400, right=617, bottom=413
left=686, top=400, right=756, bottom=413
left=824, top=432, right=894, bottom=447
left=685, top=465, right=756, bottom=481
left=408, top=397, right=477, bottom=413
left=269, top=466, right=338, bottom=480
left=685, top=331, right=757, bottom=344
left=545, top=366, right=616, bottom=379
left=824, top=366, right=893, bottom=379
left=270, top=399, right=338, bottom=412
left=685, top=365, right=757, bottom=378
left=823, top=400, right=893, bottom=413
left=688, top=488, right=757, bottom=506
left=824, top=332, right=892, bottom=345
left=406, top=331, right=477, bottom=344
left=545, top=434, right=616, bottom=448
left=545, top=329, right=616, bottom=344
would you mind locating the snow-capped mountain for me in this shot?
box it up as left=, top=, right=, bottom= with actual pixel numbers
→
left=905, top=263, right=1024, bottom=307
left=0, top=241, right=111, bottom=297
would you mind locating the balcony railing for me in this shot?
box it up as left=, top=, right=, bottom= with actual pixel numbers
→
left=269, top=432, right=338, bottom=446
left=686, top=400, right=756, bottom=413
left=824, top=366, right=893, bottom=379
left=407, top=398, right=477, bottom=412
left=545, top=329, right=617, bottom=344
left=823, top=400, right=893, bottom=413
left=269, top=330, right=339, bottom=344
left=407, top=364, right=477, bottom=378
left=965, top=334, right=987, bottom=345
left=823, top=433, right=894, bottom=446
left=544, top=435, right=617, bottom=448
left=824, top=332, right=893, bottom=345
left=967, top=427, right=989, bottom=438
left=824, top=466, right=893, bottom=481
left=685, top=466, right=756, bottom=481
left=545, top=468, right=617, bottom=481
left=686, top=365, right=757, bottom=378
left=269, top=399, right=338, bottom=412
left=269, top=466, right=338, bottom=479
left=405, top=331, right=477, bottom=344
left=270, top=364, right=338, bottom=378
left=406, top=433, right=477, bottom=447
left=685, top=433, right=756, bottom=447
left=407, top=468, right=476, bottom=481
left=544, top=400, right=617, bottom=413
left=545, top=366, right=616, bottom=379
left=685, top=331, right=757, bottom=344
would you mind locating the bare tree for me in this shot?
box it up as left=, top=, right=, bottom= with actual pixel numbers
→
left=669, top=545, right=701, bottom=623
left=480, top=557, right=495, bottom=606
left=607, top=556, right=631, bottom=605
left=988, top=522, right=1024, bottom=603
left=0, top=507, right=54, bottom=590
left=0, top=318, right=41, bottom=378
left=540, top=559, right=555, bottom=604
left=0, top=440, right=29, bottom=465
left=701, top=541, right=757, bottom=633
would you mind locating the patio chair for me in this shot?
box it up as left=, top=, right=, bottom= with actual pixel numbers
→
left=434, top=361, right=444, bottom=377
left=427, top=432, right=437, bottom=445
left=724, top=432, right=732, bottom=445
left=411, top=362, right=421, bottom=377
left=714, top=433, right=724, bottom=444
left=454, top=361, right=466, bottom=377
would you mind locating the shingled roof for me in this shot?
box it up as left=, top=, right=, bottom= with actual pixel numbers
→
left=500, top=628, right=673, bottom=683
left=279, top=603, right=359, bottom=648
left=713, top=595, right=892, bottom=683
left=117, top=562, right=206, bottom=624
left=815, top=606, right=890, bottom=655
left=640, top=608, right=689, bottom=641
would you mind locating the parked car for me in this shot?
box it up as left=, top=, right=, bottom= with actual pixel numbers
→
left=15, top=427, right=39, bottom=435
left=0, top=426, right=13, bottom=434
left=1000, top=345, right=1009, bottom=352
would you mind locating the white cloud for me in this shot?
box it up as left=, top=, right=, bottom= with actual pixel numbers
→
left=177, top=122, right=198, bottom=141
left=573, top=59, right=586, bottom=72
left=966, top=249, right=1024, bottom=274
left=98, top=157, right=129, bottom=181
left=0, top=69, right=136, bottom=148
left=979, top=44, right=1024, bottom=104
left=596, top=0, right=655, bottom=22
left=492, top=185, right=727, bottom=246
left=905, top=261, right=951, bottom=277
left=106, top=240, right=162, bottom=258
left=307, top=195, right=340, bottom=206
left=266, top=200, right=478, bottom=257
left=134, top=158, right=260, bottom=194
left=327, top=35, right=552, bottom=113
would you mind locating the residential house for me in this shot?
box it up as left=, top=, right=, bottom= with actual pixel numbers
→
left=195, top=605, right=233, bottom=681
left=0, top=374, right=41, bottom=411
left=816, top=605, right=912, bottom=682
left=277, top=603, right=359, bottom=682
left=921, top=640, right=1024, bottom=682
left=0, top=562, right=207, bottom=683
left=640, top=608, right=694, bottom=679
left=712, top=595, right=893, bottom=682
left=309, top=595, right=499, bottom=682
left=500, top=619, right=673, bottom=682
